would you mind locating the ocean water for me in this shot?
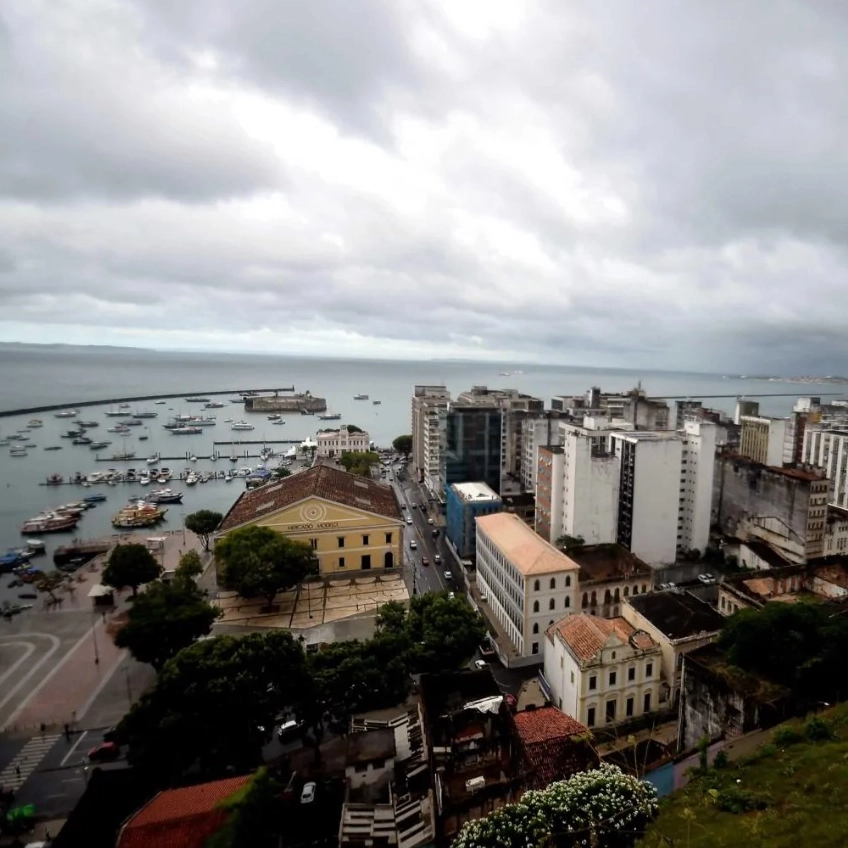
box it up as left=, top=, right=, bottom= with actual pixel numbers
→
left=0, top=345, right=838, bottom=560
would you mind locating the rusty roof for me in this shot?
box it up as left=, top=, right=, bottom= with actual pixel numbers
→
left=549, top=614, right=657, bottom=663
left=218, top=464, right=402, bottom=532
left=117, top=774, right=250, bottom=848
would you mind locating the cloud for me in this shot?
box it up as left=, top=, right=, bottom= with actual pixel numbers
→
left=1, top=0, right=847, bottom=372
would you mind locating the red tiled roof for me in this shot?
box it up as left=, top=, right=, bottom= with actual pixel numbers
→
left=549, top=614, right=656, bottom=663
left=218, top=464, right=402, bottom=532
left=513, top=707, right=597, bottom=789
left=117, top=775, right=250, bottom=848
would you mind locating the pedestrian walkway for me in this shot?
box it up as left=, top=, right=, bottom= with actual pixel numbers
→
left=0, top=733, right=61, bottom=792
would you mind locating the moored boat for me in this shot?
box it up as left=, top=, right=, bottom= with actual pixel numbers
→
left=231, top=421, right=254, bottom=431
left=353, top=394, right=369, bottom=400
left=89, top=441, right=111, bottom=450
left=54, top=409, right=79, bottom=418
left=112, top=503, right=167, bottom=528
left=147, top=488, right=183, bottom=504
left=21, top=513, right=79, bottom=533
left=46, top=473, right=64, bottom=485
left=27, top=419, right=43, bottom=428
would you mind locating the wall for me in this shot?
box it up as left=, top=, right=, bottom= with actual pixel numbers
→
left=524, top=572, right=578, bottom=657
left=679, top=420, right=717, bottom=554
left=445, top=487, right=502, bottom=559
left=344, top=756, right=396, bottom=791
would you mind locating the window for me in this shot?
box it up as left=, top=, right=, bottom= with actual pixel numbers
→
left=582, top=593, right=589, bottom=608
left=565, top=575, right=571, bottom=587
left=611, top=651, right=616, bottom=659
left=609, top=671, right=617, bottom=686
left=361, top=554, right=371, bottom=570
left=565, top=596, right=571, bottom=608
left=338, top=557, right=345, bottom=568
left=605, top=699, right=616, bottom=722
left=623, top=586, right=629, bottom=597
left=644, top=692, right=652, bottom=712
left=532, top=622, right=539, bottom=634
left=587, top=707, right=596, bottom=727
left=337, top=536, right=345, bottom=548
left=385, top=532, right=392, bottom=544
left=626, top=696, right=634, bottom=718
left=533, top=600, right=540, bottom=612
left=642, top=583, right=647, bottom=593
left=589, top=675, right=597, bottom=691
left=550, top=577, right=556, bottom=589
left=532, top=642, right=539, bottom=655
left=310, top=538, right=318, bottom=550
left=646, top=662, right=653, bottom=678
left=628, top=667, right=635, bottom=682
left=534, top=579, right=540, bottom=591
left=362, top=534, right=370, bottom=546
left=549, top=598, right=555, bottom=610
left=570, top=671, right=574, bottom=684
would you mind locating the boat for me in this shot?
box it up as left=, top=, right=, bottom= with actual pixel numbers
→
left=231, top=421, right=255, bottom=431
left=105, top=405, right=131, bottom=416
left=10, top=446, right=27, bottom=457
left=120, top=419, right=143, bottom=427
left=44, top=445, right=62, bottom=451
left=46, top=473, right=64, bottom=485
left=83, top=494, right=107, bottom=503
left=155, top=400, right=167, bottom=404
left=205, top=401, right=226, bottom=409
left=112, top=503, right=167, bottom=528
left=139, top=434, right=148, bottom=441
left=24, top=539, right=46, bottom=552
left=111, top=451, right=136, bottom=460
left=138, top=473, right=151, bottom=485
left=169, top=426, right=203, bottom=435
left=189, top=455, right=198, bottom=462
left=159, top=468, right=173, bottom=481
left=72, top=436, right=93, bottom=445
left=147, top=488, right=183, bottom=504
left=163, top=416, right=216, bottom=428
left=353, top=394, right=369, bottom=400
left=318, top=413, right=341, bottom=420
left=267, top=414, right=281, bottom=421
left=78, top=420, right=100, bottom=428
left=185, top=471, right=199, bottom=486
left=132, top=411, right=158, bottom=418
left=229, top=398, right=244, bottom=403
left=185, top=397, right=210, bottom=403
left=147, top=453, right=160, bottom=465
left=107, top=425, right=131, bottom=434
left=272, top=419, right=285, bottom=425
left=373, top=400, right=381, bottom=405
left=21, top=513, right=79, bottom=533
left=54, top=409, right=79, bottom=418
left=27, top=419, right=43, bottom=428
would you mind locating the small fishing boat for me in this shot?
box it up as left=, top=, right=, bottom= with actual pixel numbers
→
left=46, top=473, right=64, bottom=485
left=27, top=419, right=43, bottom=428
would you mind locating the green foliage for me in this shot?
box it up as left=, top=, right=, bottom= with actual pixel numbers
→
left=392, top=434, right=412, bottom=457
left=805, top=715, right=834, bottom=741
left=216, top=526, right=317, bottom=607
left=454, top=763, right=658, bottom=848
left=338, top=450, right=380, bottom=477
left=773, top=725, right=804, bottom=746
left=206, top=768, right=282, bottom=848
left=272, top=466, right=291, bottom=479
left=555, top=534, right=585, bottom=551
left=103, top=543, right=162, bottom=597
left=345, top=424, right=363, bottom=433
left=714, top=785, right=771, bottom=813
left=717, top=602, right=848, bottom=701
left=119, top=631, right=309, bottom=781
left=712, top=749, right=729, bottom=770
left=184, top=509, right=223, bottom=551
left=114, top=579, right=220, bottom=670
left=175, top=549, right=203, bottom=582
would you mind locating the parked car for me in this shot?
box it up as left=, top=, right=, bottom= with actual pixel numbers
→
left=88, top=742, right=120, bottom=762
left=300, top=781, right=317, bottom=804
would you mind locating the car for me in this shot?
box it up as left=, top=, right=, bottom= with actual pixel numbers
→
left=474, top=659, right=487, bottom=670
left=698, top=573, right=716, bottom=584
left=422, top=557, right=429, bottom=566
left=400, top=503, right=407, bottom=510
left=300, top=781, right=317, bottom=804
left=448, top=591, right=455, bottom=599
left=411, top=503, right=417, bottom=509
left=406, top=517, right=413, bottom=525
left=434, top=554, right=441, bottom=563
left=410, top=540, right=417, bottom=550
left=427, top=518, right=434, bottom=525
left=88, top=741, right=120, bottom=762
left=432, top=528, right=440, bottom=538
left=277, top=719, right=304, bottom=741
left=444, top=570, right=453, bottom=581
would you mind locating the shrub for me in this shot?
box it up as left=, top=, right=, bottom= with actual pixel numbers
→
left=773, top=725, right=803, bottom=746
left=805, top=716, right=834, bottom=742
left=715, top=786, right=771, bottom=814
left=712, top=749, right=729, bottom=770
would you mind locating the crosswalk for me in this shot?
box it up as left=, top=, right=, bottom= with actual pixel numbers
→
left=0, top=734, right=61, bottom=793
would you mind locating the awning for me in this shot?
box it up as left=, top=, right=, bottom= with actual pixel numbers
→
left=88, top=584, right=114, bottom=598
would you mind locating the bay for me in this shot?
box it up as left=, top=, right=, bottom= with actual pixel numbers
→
left=0, top=345, right=836, bottom=561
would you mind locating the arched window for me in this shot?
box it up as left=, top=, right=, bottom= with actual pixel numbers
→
left=565, top=596, right=571, bottom=608
left=582, top=593, right=589, bottom=608
left=549, top=577, right=556, bottom=590
left=549, top=598, right=555, bottom=610
left=642, top=583, right=647, bottom=593
left=533, top=600, right=540, bottom=613
left=613, top=605, right=619, bottom=616
left=614, top=588, right=620, bottom=603
left=591, top=590, right=597, bottom=606
left=604, top=590, right=612, bottom=605
left=623, top=586, right=629, bottom=597
left=533, top=579, right=540, bottom=591
left=565, top=575, right=571, bottom=587
left=532, top=622, right=539, bottom=634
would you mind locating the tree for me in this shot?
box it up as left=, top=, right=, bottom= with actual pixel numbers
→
left=207, top=768, right=284, bottom=848
left=119, top=631, right=309, bottom=780
left=338, top=450, right=380, bottom=477
left=184, top=509, right=223, bottom=552
left=272, top=466, right=291, bottom=480
left=555, top=534, right=585, bottom=551
left=103, top=543, right=162, bottom=597
left=175, top=549, right=203, bottom=583
left=453, top=763, right=658, bottom=848
left=216, top=526, right=317, bottom=609
left=345, top=424, right=363, bottom=433
left=392, top=435, right=412, bottom=458
left=114, top=580, right=220, bottom=670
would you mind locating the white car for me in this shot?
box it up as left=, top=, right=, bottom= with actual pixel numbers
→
left=698, top=573, right=716, bottom=584
left=406, top=517, right=413, bottom=524
left=410, top=540, right=417, bottom=549
left=434, top=554, right=441, bottom=563
left=300, top=781, right=317, bottom=804
left=444, top=570, right=452, bottom=580
left=474, top=659, right=487, bottom=670
left=427, top=518, right=434, bottom=525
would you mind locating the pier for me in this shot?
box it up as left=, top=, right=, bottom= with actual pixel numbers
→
left=0, top=387, right=296, bottom=418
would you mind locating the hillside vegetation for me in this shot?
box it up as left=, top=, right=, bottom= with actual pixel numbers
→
left=638, top=702, right=848, bottom=848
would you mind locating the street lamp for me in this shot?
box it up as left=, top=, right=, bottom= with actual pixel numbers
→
left=92, top=609, right=100, bottom=665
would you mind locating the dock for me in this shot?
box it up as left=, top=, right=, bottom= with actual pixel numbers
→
left=53, top=541, right=112, bottom=566
left=0, top=387, right=296, bottom=418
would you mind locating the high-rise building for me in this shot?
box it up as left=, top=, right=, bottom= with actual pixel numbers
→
left=520, top=412, right=563, bottom=492
left=739, top=415, right=787, bottom=466
left=411, top=385, right=450, bottom=498
left=444, top=403, right=503, bottom=494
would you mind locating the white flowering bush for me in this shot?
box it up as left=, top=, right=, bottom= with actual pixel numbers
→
left=453, top=764, right=658, bottom=848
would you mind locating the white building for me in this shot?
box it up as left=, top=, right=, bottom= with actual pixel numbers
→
left=739, top=415, right=787, bottom=467
left=677, top=419, right=718, bottom=555
left=802, top=426, right=848, bottom=509
left=543, top=613, right=662, bottom=728
left=316, top=425, right=371, bottom=458
left=411, top=385, right=450, bottom=497
left=520, top=415, right=562, bottom=492
left=476, top=512, right=580, bottom=664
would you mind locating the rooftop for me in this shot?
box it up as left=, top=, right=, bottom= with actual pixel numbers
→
left=549, top=614, right=657, bottom=663
left=218, top=464, right=402, bottom=532
left=568, top=543, right=653, bottom=583
left=743, top=540, right=793, bottom=570
left=627, top=590, right=724, bottom=641
left=346, top=728, right=397, bottom=767
left=721, top=453, right=827, bottom=483
left=419, top=670, right=503, bottom=724
left=451, top=481, right=501, bottom=502
left=117, top=774, right=250, bottom=848
left=476, top=512, right=579, bottom=576
left=512, top=706, right=587, bottom=744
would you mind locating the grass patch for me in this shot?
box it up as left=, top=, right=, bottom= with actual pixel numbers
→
left=638, top=703, right=848, bottom=848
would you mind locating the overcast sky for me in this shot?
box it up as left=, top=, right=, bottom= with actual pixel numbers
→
left=1, top=1, right=846, bottom=372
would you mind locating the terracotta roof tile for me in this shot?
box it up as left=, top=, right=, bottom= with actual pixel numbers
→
left=513, top=706, right=587, bottom=743
left=218, top=464, right=402, bottom=532
left=476, top=513, right=580, bottom=576
left=549, top=614, right=656, bottom=663
left=117, top=775, right=250, bottom=848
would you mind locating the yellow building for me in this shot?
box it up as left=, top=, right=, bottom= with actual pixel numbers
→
left=217, top=465, right=403, bottom=575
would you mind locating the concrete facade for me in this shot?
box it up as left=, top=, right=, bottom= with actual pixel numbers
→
left=316, top=425, right=371, bottom=458
left=677, top=419, right=718, bottom=555
left=739, top=415, right=787, bottom=467
left=411, top=385, right=450, bottom=499
left=445, top=482, right=502, bottom=559
left=802, top=426, right=848, bottom=510
left=521, top=414, right=562, bottom=493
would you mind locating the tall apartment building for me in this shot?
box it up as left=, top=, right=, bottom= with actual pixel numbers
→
left=802, top=426, right=848, bottom=510
left=739, top=415, right=787, bottom=466
left=444, top=402, right=503, bottom=495
left=411, top=385, right=450, bottom=498
left=520, top=413, right=563, bottom=492
left=678, top=418, right=718, bottom=554
left=551, top=386, right=669, bottom=430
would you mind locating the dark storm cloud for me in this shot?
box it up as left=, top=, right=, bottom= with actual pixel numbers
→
left=3, top=0, right=848, bottom=370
